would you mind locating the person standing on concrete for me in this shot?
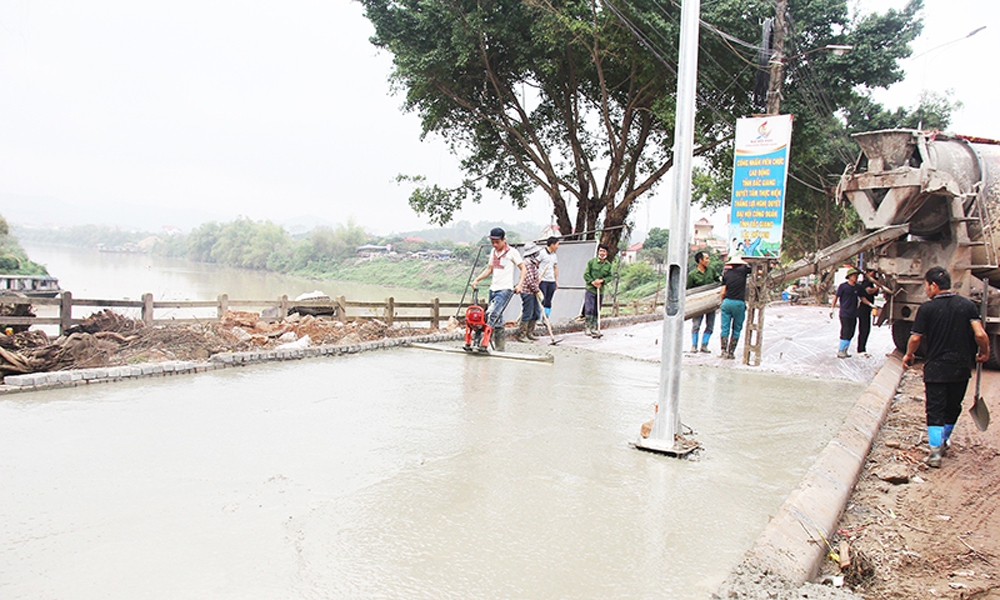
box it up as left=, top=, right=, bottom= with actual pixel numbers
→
left=538, top=237, right=560, bottom=321
left=902, top=266, right=989, bottom=467
left=583, top=244, right=614, bottom=338
left=686, top=250, right=719, bottom=353
left=831, top=268, right=861, bottom=358
left=515, top=242, right=542, bottom=342
left=718, top=255, right=750, bottom=359
left=471, top=227, right=526, bottom=351
left=856, top=268, right=879, bottom=355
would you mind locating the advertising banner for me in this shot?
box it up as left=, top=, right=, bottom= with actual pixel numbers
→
left=728, top=114, right=793, bottom=258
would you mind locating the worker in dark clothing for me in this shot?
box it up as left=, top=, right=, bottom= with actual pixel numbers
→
left=831, top=268, right=861, bottom=358
left=856, top=268, right=879, bottom=355
left=902, top=266, right=989, bottom=467
left=718, top=255, right=751, bottom=359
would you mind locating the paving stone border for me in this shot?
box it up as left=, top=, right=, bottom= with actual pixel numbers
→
left=0, top=313, right=659, bottom=395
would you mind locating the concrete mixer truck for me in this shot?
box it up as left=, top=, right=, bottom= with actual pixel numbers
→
left=832, top=129, right=1000, bottom=363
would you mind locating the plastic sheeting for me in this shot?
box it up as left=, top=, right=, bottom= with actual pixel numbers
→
left=551, top=303, right=895, bottom=383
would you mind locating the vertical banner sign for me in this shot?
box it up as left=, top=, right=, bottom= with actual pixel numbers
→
left=728, top=115, right=793, bottom=258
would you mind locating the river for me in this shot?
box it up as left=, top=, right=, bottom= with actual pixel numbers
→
left=22, top=243, right=458, bottom=303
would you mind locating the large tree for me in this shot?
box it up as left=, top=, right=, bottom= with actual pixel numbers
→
left=362, top=0, right=924, bottom=253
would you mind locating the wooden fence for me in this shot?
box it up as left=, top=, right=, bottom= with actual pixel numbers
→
left=1, top=290, right=682, bottom=336
left=0, top=293, right=480, bottom=335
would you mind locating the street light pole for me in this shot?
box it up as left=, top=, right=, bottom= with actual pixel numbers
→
left=633, top=0, right=701, bottom=457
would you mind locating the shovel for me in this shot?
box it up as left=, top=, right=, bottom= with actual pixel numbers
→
left=971, top=363, right=990, bottom=431
left=595, top=285, right=603, bottom=338
left=536, top=291, right=561, bottom=345
left=971, top=278, right=991, bottom=431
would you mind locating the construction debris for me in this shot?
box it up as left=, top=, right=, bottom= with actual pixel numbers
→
left=1, top=309, right=435, bottom=381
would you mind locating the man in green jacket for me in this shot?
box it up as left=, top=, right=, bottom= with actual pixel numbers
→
left=686, top=250, right=719, bottom=352
left=583, top=244, right=614, bottom=338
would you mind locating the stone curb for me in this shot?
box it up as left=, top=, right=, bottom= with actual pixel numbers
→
left=739, top=353, right=905, bottom=583
left=0, top=313, right=660, bottom=396
left=0, top=330, right=463, bottom=395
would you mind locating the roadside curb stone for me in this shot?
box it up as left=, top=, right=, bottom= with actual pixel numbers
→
left=0, top=315, right=648, bottom=396
left=733, top=353, right=905, bottom=585
left=0, top=328, right=473, bottom=395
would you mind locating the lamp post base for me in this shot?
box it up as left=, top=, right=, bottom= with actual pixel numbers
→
left=631, top=434, right=701, bottom=458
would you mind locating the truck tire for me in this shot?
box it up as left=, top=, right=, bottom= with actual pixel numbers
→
left=987, top=334, right=1000, bottom=370
left=891, top=320, right=912, bottom=354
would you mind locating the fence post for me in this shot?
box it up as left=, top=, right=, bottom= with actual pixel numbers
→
left=633, top=299, right=640, bottom=315
left=337, top=296, right=347, bottom=322
left=431, top=297, right=440, bottom=329
left=217, top=294, right=229, bottom=320
left=142, top=293, right=154, bottom=326
left=279, top=295, right=289, bottom=319
left=59, top=291, right=73, bottom=336
left=385, top=297, right=395, bottom=327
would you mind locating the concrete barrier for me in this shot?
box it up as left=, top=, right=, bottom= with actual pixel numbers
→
left=741, top=353, right=905, bottom=582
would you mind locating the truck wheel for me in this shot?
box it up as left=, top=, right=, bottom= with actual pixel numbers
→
left=987, top=335, right=1000, bottom=370
left=891, top=320, right=911, bottom=354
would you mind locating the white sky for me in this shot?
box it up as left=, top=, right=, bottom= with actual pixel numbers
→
left=1, top=0, right=997, bottom=238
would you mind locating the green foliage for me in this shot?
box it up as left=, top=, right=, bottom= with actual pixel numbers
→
left=620, top=261, right=657, bottom=291
left=643, top=227, right=669, bottom=249
left=301, top=256, right=473, bottom=295
left=0, top=216, right=49, bottom=275
left=363, top=0, right=927, bottom=257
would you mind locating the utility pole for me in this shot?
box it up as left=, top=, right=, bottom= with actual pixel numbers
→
left=744, top=0, right=787, bottom=366
left=766, top=0, right=787, bottom=115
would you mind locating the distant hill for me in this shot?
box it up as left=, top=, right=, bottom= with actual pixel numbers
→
left=2, top=194, right=546, bottom=244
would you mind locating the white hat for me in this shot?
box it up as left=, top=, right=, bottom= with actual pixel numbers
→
left=521, top=242, right=541, bottom=257
left=726, top=254, right=747, bottom=265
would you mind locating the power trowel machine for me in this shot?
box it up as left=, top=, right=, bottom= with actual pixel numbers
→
left=463, top=288, right=493, bottom=353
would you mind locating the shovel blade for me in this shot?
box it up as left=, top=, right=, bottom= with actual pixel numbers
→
left=970, top=395, right=991, bottom=432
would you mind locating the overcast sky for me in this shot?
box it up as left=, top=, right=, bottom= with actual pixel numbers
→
left=1, top=0, right=996, bottom=238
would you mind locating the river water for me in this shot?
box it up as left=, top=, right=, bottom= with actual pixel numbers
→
left=1, top=245, right=863, bottom=598
left=22, top=243, right=457, bottom=303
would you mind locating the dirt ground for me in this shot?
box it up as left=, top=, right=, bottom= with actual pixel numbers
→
left=820, top=363, right=1000, bottom=599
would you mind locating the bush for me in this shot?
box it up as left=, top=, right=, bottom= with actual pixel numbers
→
left=620, top=261, right=657, bottom=291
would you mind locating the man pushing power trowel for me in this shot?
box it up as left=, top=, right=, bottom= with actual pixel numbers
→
left=469, top=227, right=526, bottom=352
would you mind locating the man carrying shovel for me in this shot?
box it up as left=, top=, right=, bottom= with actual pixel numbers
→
left=903, top=266, right=990, bottom=468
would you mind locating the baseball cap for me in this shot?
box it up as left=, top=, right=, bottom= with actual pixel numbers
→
left=489, top=227, right=505, bottom=239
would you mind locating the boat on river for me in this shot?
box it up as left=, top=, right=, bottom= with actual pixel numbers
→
left=0, top=274, right=62, bottom=298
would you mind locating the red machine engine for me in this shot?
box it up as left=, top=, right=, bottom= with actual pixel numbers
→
left=463, top=301, right=492, bottom=352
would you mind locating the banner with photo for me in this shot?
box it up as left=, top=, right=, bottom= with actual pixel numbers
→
left=728, top=114, right=793, bottom=258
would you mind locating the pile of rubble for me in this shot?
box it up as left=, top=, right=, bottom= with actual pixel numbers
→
left=0, top=309, right=443, bottom=381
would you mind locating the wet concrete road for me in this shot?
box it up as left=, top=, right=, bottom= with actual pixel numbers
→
left=1, top=341, right=862, bottom=599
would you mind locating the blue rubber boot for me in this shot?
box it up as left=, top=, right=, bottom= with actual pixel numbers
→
left=926, top=425, right=944, bottom=467
left=942, top=424, right=955, bottom=456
